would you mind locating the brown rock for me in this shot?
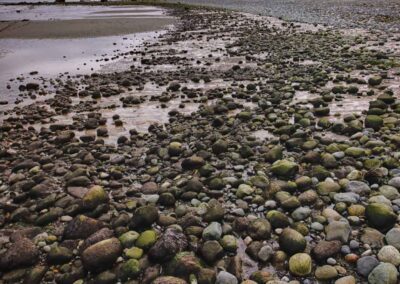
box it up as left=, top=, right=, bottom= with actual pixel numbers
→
left=0, top=238, right=39, bottom=270
left=312, top=240, right=342, bottom=262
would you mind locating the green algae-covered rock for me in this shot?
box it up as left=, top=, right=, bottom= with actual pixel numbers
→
left=270, top=159, right=299, bottom=178
left=365, top=203, right=397, bottom=232
left=135, top=230, right=157, bottom=250
left=119, top=231, right=139, bottom=248
left=266, top=210, right=290, bottom=228
left=279, top=228, right=306, bottom=255
left=119, top=259, right=141, bottom=280
left=365, top=115, right=383, bottom=130
left=289, top=253, right=312, bottom=276
left=83, top=185, right=109, bottom=209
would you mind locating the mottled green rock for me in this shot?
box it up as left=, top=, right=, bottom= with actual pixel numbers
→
left=366, top=203, right=397, bottom=232
left=270, top=159, right=299, bottom=178
left=289, top=253, right=312, bottom=276
left=135, top=230, right=157, bottom=250
left=279, top=228, right=306, bottom=255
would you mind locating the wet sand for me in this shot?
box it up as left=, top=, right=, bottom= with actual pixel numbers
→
left=0, top=5, right=175, bottom=39
left=0, top=17, right=175, bottom=39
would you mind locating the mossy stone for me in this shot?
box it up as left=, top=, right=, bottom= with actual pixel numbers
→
left=135, top=230, right=157, bottom=250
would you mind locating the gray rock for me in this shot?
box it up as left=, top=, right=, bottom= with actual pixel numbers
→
left=388, top=177, right=400, bottom=189
left=325, top=221, right=351, bottom=243
left=368, top=195, right=392, bottom=207
left=333, top=192, right=359, bottom=203
left=357, top=256, right=379, bottom=277
left=291, top=206, right=311, bottom=221
left=379, top=185, right=400, bottom=200
left=377, top=245, right=400, bottom=266
left=368, top=263, right=398, bottom=284
left=385, top=228, right=400, bottom=250
left=345, top=181, right=370, bottom=194
left=311, top=222, right=324, bottom=231
left=202, top=222, right=223, bottom=240
left=216, top=271, right=238, bottom=284
left=258, top=245, right=274, bottom=262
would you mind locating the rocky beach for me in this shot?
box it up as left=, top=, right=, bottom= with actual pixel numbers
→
left=0, top=1, right=400, bottom=284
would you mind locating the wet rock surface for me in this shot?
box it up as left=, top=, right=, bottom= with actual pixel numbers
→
left=0, top=2, right=400, bottom=284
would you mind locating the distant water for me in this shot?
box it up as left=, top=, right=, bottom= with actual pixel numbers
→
left=167, top=0, right=400, bottom=31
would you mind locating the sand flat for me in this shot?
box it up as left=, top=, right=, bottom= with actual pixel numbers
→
left=0, top=17, right=175, bottom=39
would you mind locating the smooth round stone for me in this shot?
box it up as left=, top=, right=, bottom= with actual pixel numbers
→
left=345, top=181, right=370, bottom=194
left=349, top=240, right=359, bottom=250
left=60, top=215, right=73, bottom=222
left=327, top=258, right=337, bottom=265
left=315, top=265, right=338, bottom=280
left=388, top=177, right=400, bottom=189
left=231, top=208, right=245, bottom=216
left=334, top=192, right=359, bottom=203
left=216, top=271, right=238, bottom=284
left=348, top=216, right=361, bottom=225
left=377, top=245, right=400, bottom=266
left=333, top=151, right=345, bottom=159
left=335, top=276, right=356, bottom=284
left=379, top=185, right=400, bottom=200
left=202, top=222, right=223, bottom=240
left=289, top=253, right=312, bottom=276
left=356, top=256, right=379, bottom=277
left=341, top=245, right=351, bottom=255
left=265, top=200, right=277, bottom=208
left=258, top=245, right=274, bottom=262
left=361, top=249, right=373, bottom=257
left=141, top=194, right=160, bottom=204
left=368, top=263, right=398, bottom=284
left=311, top=222, right=324, bottom=231
left=386, top=228, right=400, bottom=250
left=291, top=207, right=311, bottom=221
left=191, top=199, right=201, bottom=206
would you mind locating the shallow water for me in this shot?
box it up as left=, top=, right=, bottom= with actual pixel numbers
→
left=0, top=30, right=164, bottom=100
left=0, top=5, right=173, bottom=103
